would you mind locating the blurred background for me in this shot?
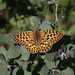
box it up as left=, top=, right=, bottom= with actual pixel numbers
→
left=0, top=0, right=75, bottom=46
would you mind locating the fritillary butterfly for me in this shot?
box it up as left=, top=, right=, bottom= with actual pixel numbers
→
left=14, top=29, right=63, bottom=54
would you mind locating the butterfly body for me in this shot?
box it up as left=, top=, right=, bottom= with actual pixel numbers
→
left=14, top=29, right=63, bottom=54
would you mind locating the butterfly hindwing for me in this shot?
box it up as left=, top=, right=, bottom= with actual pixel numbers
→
left=14, top=31, right=38, bottom=54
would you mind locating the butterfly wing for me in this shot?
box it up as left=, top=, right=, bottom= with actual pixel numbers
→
left=14, top=31, right=38, bottom=54
left=39, top=29, right=63, bottom=53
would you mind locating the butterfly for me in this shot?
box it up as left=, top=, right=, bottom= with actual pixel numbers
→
left=14, top=29, right=63, bottom=54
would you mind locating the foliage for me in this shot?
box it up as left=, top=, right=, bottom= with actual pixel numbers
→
left=0, top=0, right=75, bottom=75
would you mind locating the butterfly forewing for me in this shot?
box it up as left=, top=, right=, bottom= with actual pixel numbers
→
left=14, top=31, right=38, bottom=54
left=39, top=29, right=63, bottom=53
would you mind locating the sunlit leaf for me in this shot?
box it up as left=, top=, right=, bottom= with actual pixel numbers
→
left=12, top=68, right=19, bottom=75
left=24, top=70, right=32, bottom=75
left=6, top=46, right=20, bottom=59
left=19, top=46, right=30, bottom=61
left=0, top=54, right=10, bottom=75
left=2, top=33, right=16, bottom=45
left=40, top=64, right=49, bottom=75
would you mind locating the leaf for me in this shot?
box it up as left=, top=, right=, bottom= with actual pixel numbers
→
left=0, top=54, right=10, bottom=75
left=69, top=24, right=75, bottom=32
left=19, top=46, right=30, bottom=61
left=39, top=0, right=46, bottom=2
left=30, top=16, right=41, bottom=28
left=44, top=59, right=56, bottom=69
left=61, top=67, right=74, bottom=75
left=0, top=1, right=6, bottom=10
left=59, top=0, right=69, bottom=7
left=9, top=17, right=16, bottom=25
left=41, top=55, right=46, bottom=59
left=34, top=0, right=42, bottom=7
left=66, top=43, right=75, bottom=50
left=0, top=46, right=7, bottom=60
left=7, top=45, right=21, bottom=59
left=15, top=60, right=27, bottom=71
left=49, top=71, right=56, bottom=75
left=16, top=19, right=25, bottom=29
left=24, top=70, right=32, bottom=75
left=16, top=13, right=24, bottom=20
left=12, top=68, right=19, bottom=75
left=45, top=52, right=58, bottom=61
left=40, top=64, right=49, bottom=75
left=48, top=1, right=56, bottom=4
left=55, top=60, right=60, bottom=66
left=66, top=44, right=75, bottom=58
left=54, top=52, right=60, bottom=60
left=1, top=33, right=16, bottom=45
left=39, top=21, right=53, bottom=30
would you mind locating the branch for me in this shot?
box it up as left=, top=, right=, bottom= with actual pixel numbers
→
left=53, top=0, right=64, bottom=25
left=0, top=7, right=11, bottom=16
left=32, top=0, right=40, bottom=18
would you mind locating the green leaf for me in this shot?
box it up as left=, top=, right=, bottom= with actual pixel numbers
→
left=56, top=60, right=60, bottom=66
left=44, top=59, right=56, bottom=69
left=59, top=0, right=69, bottom=7
left=69, top=24, right=75, bottom=32
left=41, top=55, right=46, bottom=59
left=19, top=46, right=30, bottom=61
left=16, top=13, right=24, bottom=20
left=24, top=70, right=32, bottom=75
left=30, top=16, right=41, bottom=28
left=9, top=17, right=16, bottom=25
left=54, top=52, right=60, bottom=60
left=1, top=33, right=16, bottom=45
left=49, top=71, right=56, bottom=75
left=0, top=54, right=10, bottom=75
left=34, top=0, right=42, bottom=8
left=66, top=44, right=75, bottom=58
left=15, top=60, right=27, bottom=71
left=39, top=0, right=46, bottom=2
left=66, top=43, right=75, bottom=50
left=61, top=67, right=74, bottom=75
left=0, top=54, right=8, bottom=66
left=0, top=2, right=6, bottom=10
left=7, top=45, right=20, bottom=59
left=39, top=21, right=53, bottom=30
left=0, top=46, right=7, bottom=60
left=45, top=52, right=58, bottom=61
left=12, top=68, right=19, bottom=75
left=40, top=64, right=49, bottom=75
left=48, top=1, right=56, bottom=4
left=16, top=19, right=25, bottom=29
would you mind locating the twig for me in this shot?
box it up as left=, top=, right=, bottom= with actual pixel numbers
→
left=7, top=65, right=22, bottom=71
left=52, top=68, right=58, bottom=75
left=62, top=30, right=75, bottom=35
left=32, top=0, right=40, bottom=18
left=32, top=0, right=41, bottom=29
left=53, top=0, right=64, bottom=25
left=0, top=7, right=11, bottom=16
